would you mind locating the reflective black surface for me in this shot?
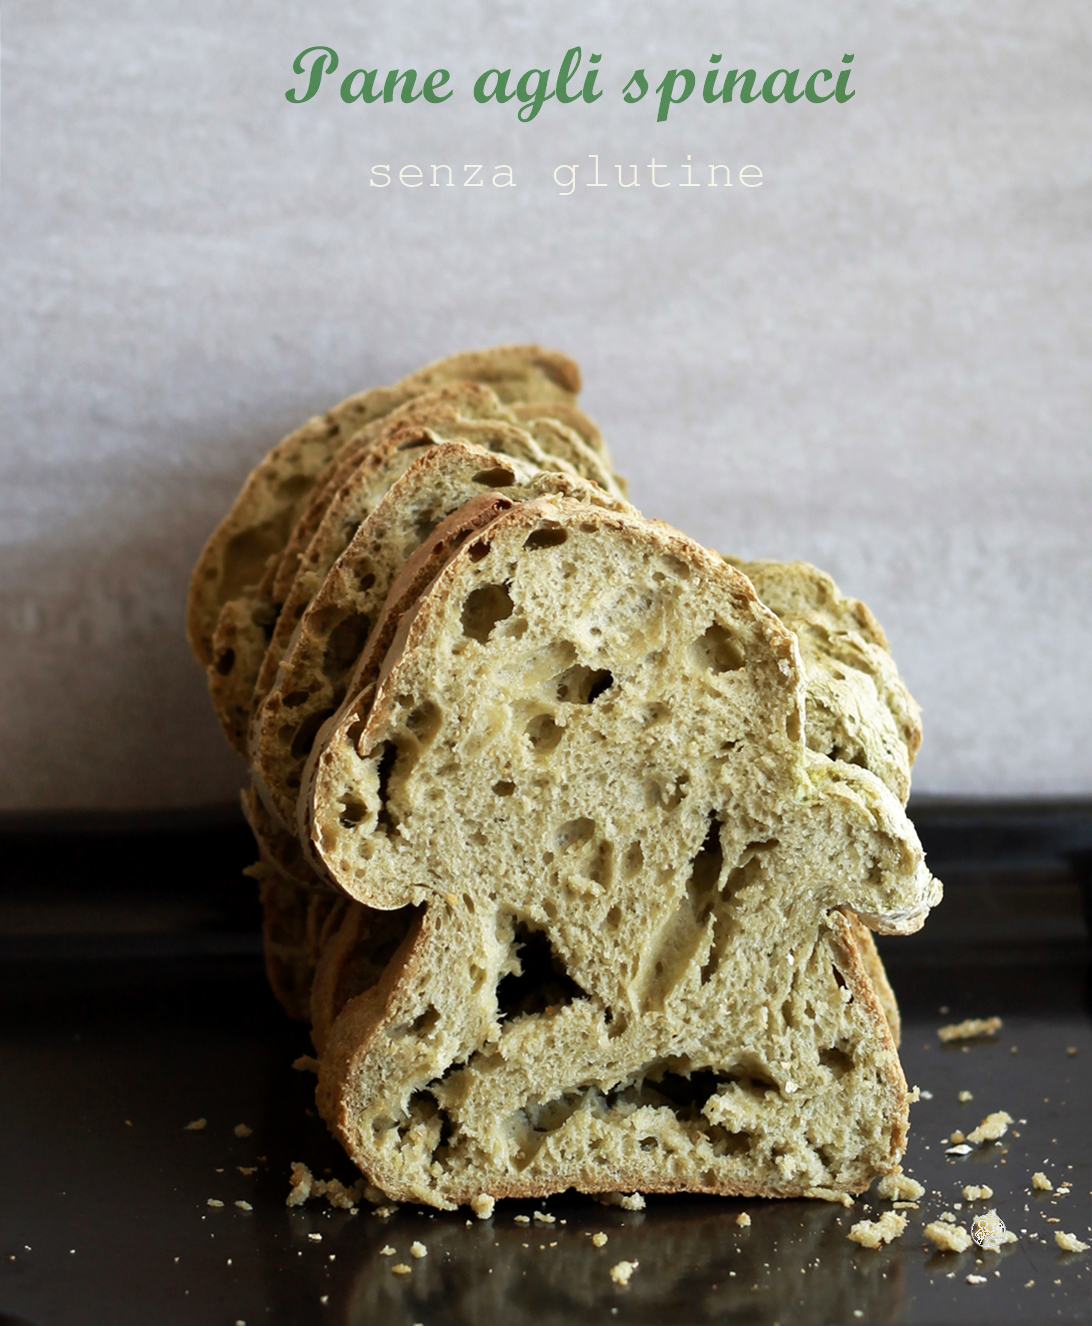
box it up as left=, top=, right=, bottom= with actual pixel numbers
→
left=1, top=804, right=1089, bottom=1326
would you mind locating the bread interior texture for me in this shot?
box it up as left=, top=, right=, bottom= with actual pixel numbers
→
left=305, top=500, right=939, bottom=1208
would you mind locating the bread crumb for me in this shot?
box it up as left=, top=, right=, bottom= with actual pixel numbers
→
left=235, top=1201, right=252, bottom=1212
left=308, top=1233, right=322, bottom=1243
left=939, top=1212, right=957, bottom=1223
left=949, top=1131, right=966, bottom=1145
left=924, top=1221, right=972, bottom=1253
left=184, top=1118, right=207, bottom=1131
left=966, top=1274, right=987, bottom=1284
left=1055, top=1231, right=1090, bottom=1253
left=1066, top=1046, right=1077, bottom=1056
left=233, top=1124, right=252, bottom=1138
left=907, top=1086, right=921, bottom=1103
left=610, top=1260, right=638, bottom=1285
left=207, top=1199, right=224, bottom=1208
left=937, top=1017, right=1002, bottom=1043
left=291, top=1055, right=319, bottom=1073
left=391, top=1263, right=412, bottom=1276
left=238, top=1166, right=257, bottom=1176
left=736, top=1213, right=751, bottom=1228
left=533, top=1211, right=555, bottom=1224
left=967, top=1111, right=1013, bottom=1144
left=876, top=1173, right=925, bottom=1202
left=470, top=1194, right=495, bottom=1220
left=1032, top=1172, right=1053, bottom=1191
left=379, top=1245, right=396, bottom=1256
left=1025, top=1280, right=1034, bottom=1288
left=893, top=1201, right=920, bottom=1211
left=958, top=1090, right=973, bottom=1102
left=373, top=1205, right=397, bottom=1218
left=847, top=1212, right=907, bottom=1249
left=410, top=1241, right=427, bottom=1259
left=946, top=1143, right=973, bottom=1155
left=592, top=1232, right=608, bottom=1247
left=962, top=1185, right=994, bottom=1202
left=286, top=1161, right=314, bottom=1208
left=597, top=1192, right=645, bottom=1211
left=804, top=1186, right=854, bottom=1206
left=514, top=1214, right=531, bottom=1225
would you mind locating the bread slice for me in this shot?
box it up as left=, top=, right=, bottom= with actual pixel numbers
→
left=251, top=441, right=631, bottom=830
left=725, top=559, right=921, bottom=805
left=186, top=345, right=581, bottom=669
left=300, top=499, right=940, bottom=1208
left=208, top=387, right=618, bottom=753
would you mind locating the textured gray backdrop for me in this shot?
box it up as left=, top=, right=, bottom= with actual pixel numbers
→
left=2, top=1, right=1089, bottom=810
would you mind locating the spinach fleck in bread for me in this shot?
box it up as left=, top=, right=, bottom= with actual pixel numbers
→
left=300, top=498, right=939, bottom=1208
left=186, top=344, right=583, bottom=671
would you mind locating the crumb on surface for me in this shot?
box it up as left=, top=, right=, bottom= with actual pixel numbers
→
left=514, top=1214, right=531, bottom=1225
left=410, top=1241, right=427, bottom=1259
left=876, top=1173, right=925, bottom=1202
left=1055, top=1231, right=1090, bottom=1253
left=937, top=1017, right=1002, bottom=1043
left=949, top=1131, right=966, bottom=1145
left=1032, top=1172, right=1053, bottom=1191
left=470, top=1194, right=495, bottom=1220
left=235, top=1201, right=252, bottom=1212
left=373, top=1205, right=398, bottom=1218
left=238, top=1166, right=257, bottom=1176
left=184, top=1118, right=207, bottom=1131
left=592, top=1232, right=608, bottom=1248
left=846, top=1212, right=907, bottom=1249
left=962, top=1185, right=994, bottom=1202
left=391, top=1263, right=412, bottom=1276
left=946, top=1143, right=973, bottom=1155
left=207, top=1199, right=224, bottom=1208
left=292, top=1055, right=320, bottom=1073
left=308, top=1233, right=322, bottom=1243
left=287, top=1161, right=314, bottom=1208
left=597, top=1192, right=645, bottom=1211
left=958, top=1090, right=973, bottom=1102
left=1066, top=1046, right=1077, bottom=1056
left=233, top=1124, right=253, bottom=1138
left=736, top=1212, right=751, bottom=1228
left=610, top=1260, right=638, bottom=1285
left=967, top=1111, right=1013, bottom=1145
left=924, top=1221, right=972, bottom=1253
left=379, top=1245, right=396, bottom=1257
left=533, top=1211, right=556, bottom=1224
left=966, top=1274, right=987, bottom=1284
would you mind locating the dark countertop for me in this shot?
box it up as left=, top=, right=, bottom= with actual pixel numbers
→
left=1, top=803, right=1089, bottom=1326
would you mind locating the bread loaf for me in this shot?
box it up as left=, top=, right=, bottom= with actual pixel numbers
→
left=300, top=499, right=939, bottom=1208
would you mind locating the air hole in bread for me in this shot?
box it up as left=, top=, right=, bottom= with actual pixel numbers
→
left=467, top=540, right=491, bottom=563
left=324, top=613, right=373, bottom=676
left=623, top=843, right=644, bottom=878
left=492, top=779, right=516, bottom=797
left=373, top=740, right=399, bottom=836
left=646, top=775, right=688, bottom=811
left=693, top=623, right=745, bottom=674
left=290, top=707, right=336, bottom=761
left=396, top=434, right=433, bottom=452
left=687, top=813, right=724, bottom=911
left=473, top=466, right=517, bottom=488
left=281, top=689, right=311, bottom=709
left=605, top=904, right=622, bottom=929
left=819, top=1045, right=854, bottom=1078
left=661, top=554, right=691, bottom=579
left=556, top=817, right=595, bottom=852
left=832, top=965, right=847, bottom=989
left=215, top=648, right=235, bottom=676
left=554, top=664, right=614, bottom=704
left=405, top=700, right=442, bottom=744
left=496, top=921, right=588, bottom=1021
left=460, top=583, right=514, bottom=642
left=525, top=713, right=563, bottom=754
left=523, top=524, right=568, bottom=550
left=338, top=794, right=369, bottom=829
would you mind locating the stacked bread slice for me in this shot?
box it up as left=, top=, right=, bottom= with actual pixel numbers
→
left=187, top=345, right=940, bottom=1210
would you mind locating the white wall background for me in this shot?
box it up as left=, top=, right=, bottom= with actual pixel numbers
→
left=2, top=0, right=1090, bottom=811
